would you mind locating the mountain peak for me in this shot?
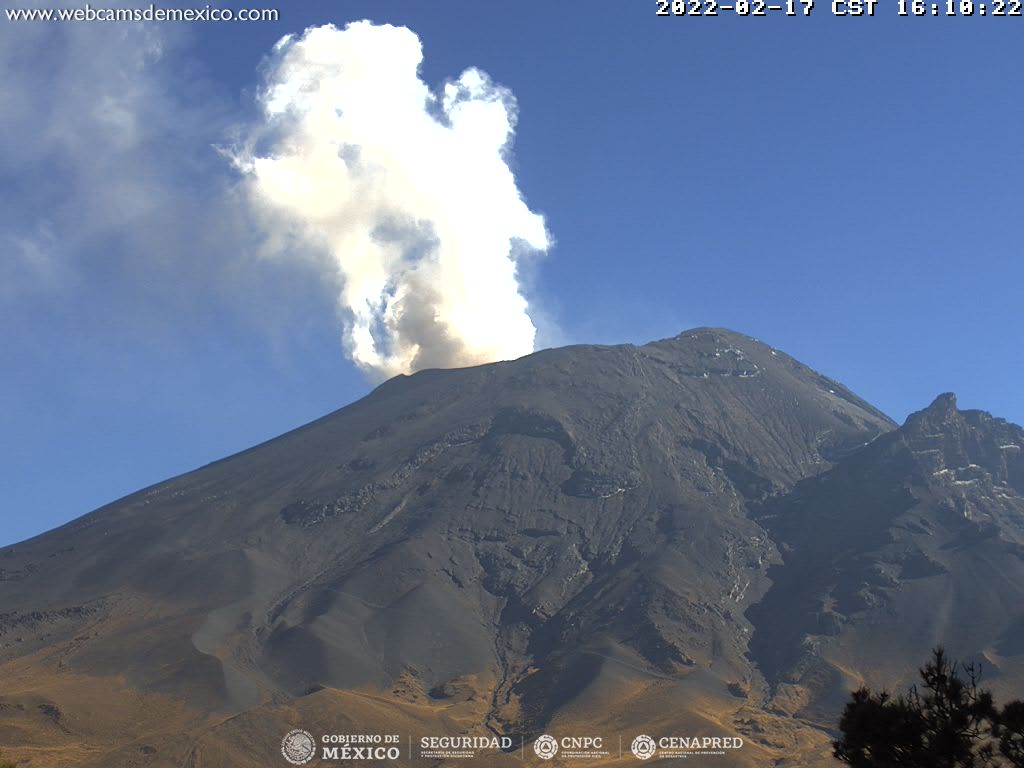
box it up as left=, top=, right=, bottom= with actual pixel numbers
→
left=657, top=326, right=762, bottom=349
left=904, top=391, right=961, bottom=433
left=0, top=331, right=918, bottom=766
left=927, top=391, right=958, bottom=414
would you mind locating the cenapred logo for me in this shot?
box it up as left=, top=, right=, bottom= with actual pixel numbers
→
left=533, top=734, right=559, bottom=760
left=281, top=729, right=316, bottom=765
left=630, top=733, right=744, bottom=760
left=631, top=734, right=657, bottom=760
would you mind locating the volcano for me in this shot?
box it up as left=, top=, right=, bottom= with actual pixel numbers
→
left=2, top=328, right=1022, bottom=767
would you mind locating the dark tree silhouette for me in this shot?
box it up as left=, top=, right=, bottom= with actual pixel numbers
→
left=995, top=700, right=1024, bottom=767
left=834, top=647, right=1024, bottom=767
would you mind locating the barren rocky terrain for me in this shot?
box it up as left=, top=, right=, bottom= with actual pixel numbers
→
left=2, top=328, right=1021, bottom=767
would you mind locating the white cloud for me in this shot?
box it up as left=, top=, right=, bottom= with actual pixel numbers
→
left=233, top=22, right=550, bottom=379
left=0, top=22, right=261, bottom=303
left=0, top=19, right=551, bottom=383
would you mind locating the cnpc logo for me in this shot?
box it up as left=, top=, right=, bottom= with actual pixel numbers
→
left=533, top=734, right=605, bottom=760
left=533, top=735, right=559, bottom=760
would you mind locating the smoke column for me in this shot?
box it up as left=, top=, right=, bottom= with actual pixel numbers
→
left=234, top=22, right=550, bottom=380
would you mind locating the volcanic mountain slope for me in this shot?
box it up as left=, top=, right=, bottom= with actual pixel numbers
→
left=0, top=328, right=1019, bottom=767
left=747, top=391, right=1024, bottom=721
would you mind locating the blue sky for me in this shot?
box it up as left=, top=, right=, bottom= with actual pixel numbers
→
left=1, top=1, right=1021, bottom=547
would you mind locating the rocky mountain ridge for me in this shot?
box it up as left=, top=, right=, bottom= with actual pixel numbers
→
left=0, top=329, right=1019, bottom=768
